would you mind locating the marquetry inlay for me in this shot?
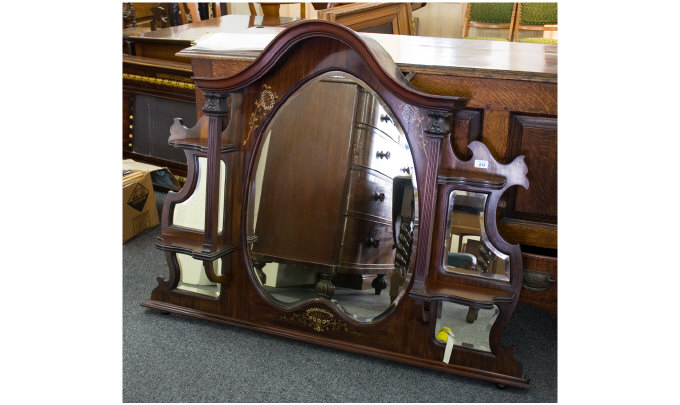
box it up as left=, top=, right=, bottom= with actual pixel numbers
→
left=281, top=307, right=358, bottom=334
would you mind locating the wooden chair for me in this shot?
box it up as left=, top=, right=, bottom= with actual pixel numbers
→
left=317, top=3, right=416, bottom=35
left=150, top=4, right=171, bottom=30
left=463, top=2, right=517, bottom=41
left=512, top=2, right=557, bottom=44
left=248, top=3, right=307, bottom=18
left=178, top=3, right=227, bottom=24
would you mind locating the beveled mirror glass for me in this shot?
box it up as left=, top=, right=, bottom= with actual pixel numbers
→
left=434, top=301, right=498, bottom=352
left=246, top=71, right=417, bottom=321
left=443, top=190, right=509, bottom=281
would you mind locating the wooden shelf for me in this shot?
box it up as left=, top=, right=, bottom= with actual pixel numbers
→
left=169, top=138, right=236, bottom=154
left=168, top=116, right=235, bottom=154
left=437, top=168, right=506, bottom=189
left=156, top=228, right=234, bottom=261
left=409, top=282, right=514, bottom=309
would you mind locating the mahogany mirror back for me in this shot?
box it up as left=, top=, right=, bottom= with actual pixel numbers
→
left=142, top=20, right=531, bottom=388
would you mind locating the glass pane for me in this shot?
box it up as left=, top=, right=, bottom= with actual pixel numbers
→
left=434, top=301, right=499, bottom=352
left=176, top=253, right=221, bottom=297
left=443, top=190, right=509, bottom=281
left=173, top=157, right=226, bottom=233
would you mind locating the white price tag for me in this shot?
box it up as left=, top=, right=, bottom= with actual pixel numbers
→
left=442, top=330, right=455, bottom=364
left=474, top=159, right=489, bottom=169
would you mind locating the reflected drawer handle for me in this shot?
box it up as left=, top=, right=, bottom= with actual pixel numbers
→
left=376, top=151, right=391, bottom=159
left=365, top=237, right=380, bottom=248
left=380, top=114, right=393, bottom=124
left=522, top=269, right=555, bottom=292
left=372, top=192, right=385, bottom=202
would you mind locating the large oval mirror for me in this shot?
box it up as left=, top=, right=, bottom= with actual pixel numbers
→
left=246, top=71, right=417, bottom=322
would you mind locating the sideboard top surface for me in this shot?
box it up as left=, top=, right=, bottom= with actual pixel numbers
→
left=177, top=22, right=557, bottom=82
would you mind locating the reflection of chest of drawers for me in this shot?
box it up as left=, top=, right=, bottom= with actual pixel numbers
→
left=251, top=78, right=411, bottom=295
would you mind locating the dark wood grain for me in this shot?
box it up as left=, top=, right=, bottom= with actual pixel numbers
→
left=506, top=114, right=557, bottom=223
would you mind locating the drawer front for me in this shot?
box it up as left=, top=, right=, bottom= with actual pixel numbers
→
left=346, top=168, right=393, bottom=221
left=370, top=103, right=403, bottom=144
left=352, top=126, right=401, bottom=178
left=354, top=88, right=403, bottom=144
left=519, top=253, right=557, bottom=313
left=339, top=216, right=395, bottom=271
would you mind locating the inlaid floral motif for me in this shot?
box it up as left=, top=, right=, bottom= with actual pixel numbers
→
left=259, top=89, right=276, bottom=110
left=401, top=104, right=419, bottom=124
left=281, top=307, right=358, bottom=334
left=401, top=103, right=428, bottom=159
left=244, top=84, right=278, bottom=146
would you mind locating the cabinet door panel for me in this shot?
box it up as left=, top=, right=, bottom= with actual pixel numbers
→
left=132, top=94, right=196, bottom=164
left=500, top=114, right=557, bottom=248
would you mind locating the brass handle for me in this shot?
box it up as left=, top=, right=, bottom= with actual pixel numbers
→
left=522, top=269, right=555, bottom=292
left=365, top=237, right=380, bottom=248
left=372, top=192, right=385, bottom=202
left=380, top=114, right=393, bottom=124
left=376, top=151, right=391, bottom=159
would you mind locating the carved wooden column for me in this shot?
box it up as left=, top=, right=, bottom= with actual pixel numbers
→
left=411, top=111, right=454, bottom=294
left=201, top=92, right=229, bottom=253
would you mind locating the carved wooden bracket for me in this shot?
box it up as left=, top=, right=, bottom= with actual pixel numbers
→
left=204, top=260, right=228, bottom=284
left=202, top=92, right=230, bottom=115
left=424, top=111, right=453, bottom=138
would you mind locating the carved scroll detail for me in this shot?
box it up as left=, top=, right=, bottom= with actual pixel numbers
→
left=281, top=307, right=358, bottom=334
left=448, top=141, right=529, bottom=191
left=243, top=84, right=279, bottom=146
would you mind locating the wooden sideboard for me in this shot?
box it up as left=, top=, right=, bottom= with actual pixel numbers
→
left=123, top=15, right=300, bottom=177
left=123, top=20, right=557, bottom=312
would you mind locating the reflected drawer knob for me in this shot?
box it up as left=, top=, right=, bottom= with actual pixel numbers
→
left=376, top=151, right=391, bottom=159
left=365, top=237, right=380, bottom=248
left=400, top=167, right=410, bottom=174
left=372, top=192, right=385, bottom=202
left=380, top=114, right=393, bottom=124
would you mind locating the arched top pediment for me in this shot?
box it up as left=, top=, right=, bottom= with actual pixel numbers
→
left=191, top=20, right=467, bottom=112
